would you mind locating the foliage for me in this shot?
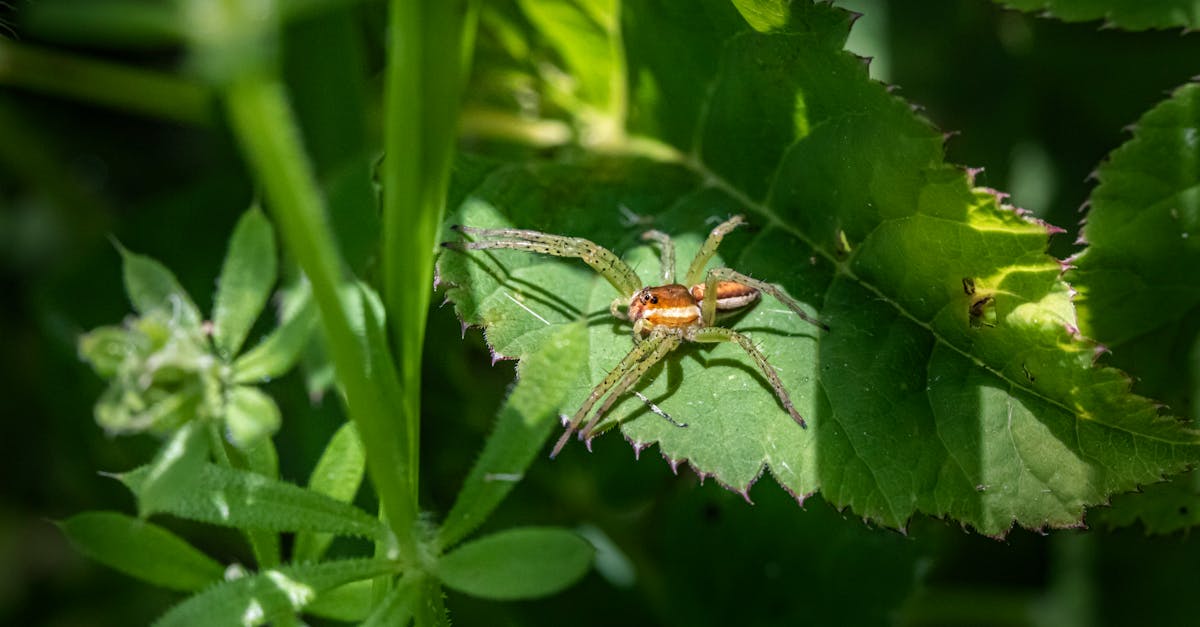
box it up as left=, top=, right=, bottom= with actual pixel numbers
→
left=2, top=0, right=1200, bottom=625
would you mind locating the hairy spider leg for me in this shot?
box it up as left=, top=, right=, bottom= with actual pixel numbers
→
left=687, top=326, right=807, bottom=428
left=549, top=332, right=666, bottom=458
left=448, top=225, right=643, bottom=300
left=683, top=215, right=746, bottom=287
left=701, top=267, right=828, bottom=330
left=579, top=333, right=683, bottom=442
left=641, top=229, right=675, bottom=285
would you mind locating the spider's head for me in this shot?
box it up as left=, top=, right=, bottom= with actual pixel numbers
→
left=627, top=284, right=700, bottom=332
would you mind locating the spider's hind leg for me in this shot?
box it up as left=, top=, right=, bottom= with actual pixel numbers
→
left=701, top=267, right=827, bottom=331
left=687, top=326, right=807, bottom=429
left=578, top=333, right=681, bottom=444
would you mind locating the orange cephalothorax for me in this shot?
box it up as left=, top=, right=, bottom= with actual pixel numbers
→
left=628, top=284, right=701, bottom=330
left=690, top=281, right=760, bottom=310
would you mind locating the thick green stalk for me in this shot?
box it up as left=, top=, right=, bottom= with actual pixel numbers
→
left=223, top=76, right=417, bottom=563
left=380, top=0, right=477, bottom=514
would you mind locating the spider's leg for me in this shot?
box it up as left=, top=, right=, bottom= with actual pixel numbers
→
left=550, top=333, right=664, bottom=458
left=687, top=326, right=807, bottom=428
left=580, top=333, right=681, bottom=442
left=683, top=215, right=746, bottom=287
left=702, top=267, right=828, bottom=330
left=641, top=229, right=676, bottom=285
left=446, top=226, right=642, bottom=298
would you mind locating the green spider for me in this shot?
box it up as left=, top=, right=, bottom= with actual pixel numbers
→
left=443, top=215, right=827, bottom=457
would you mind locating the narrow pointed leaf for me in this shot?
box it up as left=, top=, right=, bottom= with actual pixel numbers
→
left=120, top=462, right=388, bottom=540
left=119, top=244, right=202, bottom=329
left=224, top=385, right=282, bottom=449
left=293, top=421, right=366, bottom=563
left=213, top=208, right=278, bottom=360
left=59, top=511, right=224, bottom=591
left=438, top=321, right=588, bottom=549
left=360, top=574, right=421, bottom=627
left=232, top=291, right=318, bottom=384
left=135, top=420, right=209, bottom=517
left=153, top=558, right=400, bottom=627
left=304, top=580, right=372, bottom=622
left=994, top=0, right=1200, bottom=31
left=441, top=0, right=1200, bottom=536
left=437, top=527, right=593, bottom=600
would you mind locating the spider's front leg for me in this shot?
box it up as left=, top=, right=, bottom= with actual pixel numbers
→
left=683, top=214, right=746, bottom=287
left=550, top=331, right=665, bottom=458
left=444, top=225, right=642, bottom=301
left=641, top=229, right=676, bottom=285
left=700, top=267, right=828, bottom=331
left=686, top=326, right=807, bottom=428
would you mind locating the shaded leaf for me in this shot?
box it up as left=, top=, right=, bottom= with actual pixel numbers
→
left=995, top=0, right=1200, bottom=31
left=438, top=321, right=588, bottom=549
left=293, top=421, right=366, bottom=563
left=360, top=575, right=421, bottom=627
left=437, top=527, right=593, bottom=600
left=59, top=511, right=224, bottom=591
left=224, top=385, right=282, bottom=449
left=153, top=558, right=399, bottom=627
left=440, top=0, right=1200, bottom=535
left=212, top=208, right=278, bottom=360
left=304, top=580, right=372, bottom=622
left=118, top=243, right=202, bottom=329
left=1070, top=83, right=1200, bottom=532
left=120, top=462, right=388, bottom=540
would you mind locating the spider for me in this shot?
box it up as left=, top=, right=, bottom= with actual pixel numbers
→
left=443, top=215, right=827, bottom=457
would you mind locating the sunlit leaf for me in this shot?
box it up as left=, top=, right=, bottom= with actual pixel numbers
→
left=232, top=290, right=318, bottom=384
left=439, top=0, right=1200, bottom=536
left=437, top=527, right=593, bottom=600
left=212, top=208, right=277, bottom=360
left=59, top=511, right=224, bottom=591
left=224, top=385, right=282, bottom=449
left=134, top=420, right=209, bottom=517
left=120, top=462, right=388, bottom=540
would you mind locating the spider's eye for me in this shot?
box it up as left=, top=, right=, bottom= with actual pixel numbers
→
left=650, top=296, right=659, bottom=304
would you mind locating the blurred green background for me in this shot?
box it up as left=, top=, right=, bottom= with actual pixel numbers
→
left=3, top=0, right=1200, bottom=625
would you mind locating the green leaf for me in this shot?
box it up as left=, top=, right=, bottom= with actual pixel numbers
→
left=134, top=420, right=209, bottom=517
left=120, top=462, right=388, bottom=540
left=212, top=208, right=278, bottom=360
left=438, top=321, right=588, bottom=549
left=1093, top=469, right=1200, bottom=534
left=118, top=243, right=202, bottom=329
left=441, top=0, right=1200, bottom=536
left=77, top=325, right=135, bottom=377
left=58, top=511, right=224, bottom=591
left=436, top=527, right=593, bottom=600
left=1069, top=83, right=1200, bottom=531
left=360, top=575, right=421, bottom=627
left=153, top=558, right=400, bottom=627
left=232, top=289, right=318, bottom=384
left=994, top=0, right=1200, bottom=31
left=293, top=421, right=366, bottom=563
left=224, top=385, right=282, bottom=449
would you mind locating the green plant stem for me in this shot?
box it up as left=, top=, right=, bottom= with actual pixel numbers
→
left=0, top=40, right=213, bottom=125
left=222, top=74, right=418, bottom=564
left=380, top=0, right=478, bottom=519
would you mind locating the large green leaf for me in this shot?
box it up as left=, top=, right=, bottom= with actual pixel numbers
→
left=438, top=0, right=1200, bottom=536
left=1069, top=83, right=1200, bottom=532
left=995, top=0, right=1200, bottom=31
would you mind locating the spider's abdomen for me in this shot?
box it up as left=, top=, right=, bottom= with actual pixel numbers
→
left=690, top=281, right=760, bottom=311
left=628, top=284, right=702, bottom=330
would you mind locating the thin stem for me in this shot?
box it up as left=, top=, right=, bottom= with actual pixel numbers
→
left=0, top=40, right=213, bottom=125
left=223, top=75, right=417, bottom=562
